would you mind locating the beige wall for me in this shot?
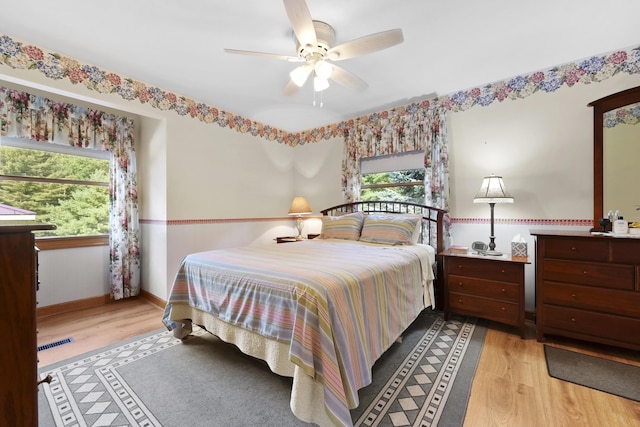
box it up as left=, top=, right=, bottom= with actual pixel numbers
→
left=449, top=73, right=640, bottom=222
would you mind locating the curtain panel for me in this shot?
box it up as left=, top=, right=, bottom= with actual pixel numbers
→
left=0, top=86, right=140, bottom=300
left=342, top=107, right=450, bottom=210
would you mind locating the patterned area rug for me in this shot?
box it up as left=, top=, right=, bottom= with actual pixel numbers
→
left=38, top=311, right=485, bottom=427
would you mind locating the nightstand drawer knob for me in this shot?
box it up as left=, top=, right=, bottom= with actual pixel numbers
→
left=501, top=269, right=505, bottom=273
left=457, top=264, right=463, bottom=269
left=501, top=288, right=506, bottom=293
left=457, top=282, right=463, bottom=287
left=583, top=271, right=588, bottom=275
left=458, top=298, right=463, bottom=304
left=571, top=293, right=577, bottom=298
left=571, top=318, right=576, bottom=322
left=501, top=307, right=506, bottom=311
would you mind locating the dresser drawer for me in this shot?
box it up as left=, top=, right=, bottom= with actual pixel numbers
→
left=447, top=274, right=519, bottom=301
left=611, top=239, right=640, bottom=264
left=543, top=259, right=634, bottom=290
left=541, top=282, right=640, bottom=318
left=449, top=292, right=519, bottom=325
left=445, top=257, right=521, bottom=283
left=543, top=238, right=609, bottom=261
left=542, top=304, right=640, bottom=347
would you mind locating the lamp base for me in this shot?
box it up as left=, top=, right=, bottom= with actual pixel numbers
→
left=295, top=216, right=305, bottom=240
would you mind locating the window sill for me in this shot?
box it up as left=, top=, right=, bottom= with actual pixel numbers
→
left=36, top=234, right=108, bottom=250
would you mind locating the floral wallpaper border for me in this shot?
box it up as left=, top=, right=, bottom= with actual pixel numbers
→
left=1, top=33, right=639, bottom=146
left=604, top=101, right=640, bottom=127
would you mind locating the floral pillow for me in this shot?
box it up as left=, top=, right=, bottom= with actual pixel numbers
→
left=359, top=214, right=421, bottom=245
left=319, top=211, right=365, bottom=240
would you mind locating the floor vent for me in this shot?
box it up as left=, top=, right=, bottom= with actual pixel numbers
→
left=38, top=337, right=75, bottom=352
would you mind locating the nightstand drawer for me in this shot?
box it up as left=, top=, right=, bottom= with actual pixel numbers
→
left=447, top=274, right=519, bottom=301
left=543, top=259, right=634, bottom=290
left=446, top=257, right=521, bottom=283
left=449, top=292, right=519, bottom=325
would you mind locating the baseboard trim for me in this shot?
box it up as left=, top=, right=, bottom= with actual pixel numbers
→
left=37, top=294, right=112, bottom=319
left=37, top=291, right=166, bottom=319
left=140, top=289, right=166, bottom=309
left=525, top=310, right=536, bottom=323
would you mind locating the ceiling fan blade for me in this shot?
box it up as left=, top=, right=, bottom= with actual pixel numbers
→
left=283, top=79, right=301, bottom=96
left=330, top=65, right=368, bottom=91
left=224, top=48, right=301, bottom=62
left=328, top=28, right=404, bottom=61
left=283, top=0, right=317, bottom=47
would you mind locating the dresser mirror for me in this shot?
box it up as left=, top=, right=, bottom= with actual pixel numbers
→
left=589, top=85, right=640, bottom=227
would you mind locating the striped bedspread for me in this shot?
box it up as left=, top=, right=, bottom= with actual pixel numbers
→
left=163, top=238, right=435, bottom=427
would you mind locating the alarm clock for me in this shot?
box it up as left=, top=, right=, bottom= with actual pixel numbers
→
left=471, top=241, right=488, bottom=254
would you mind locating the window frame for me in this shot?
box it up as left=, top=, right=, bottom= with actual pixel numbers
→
left=0, top=137, right=110, bottom=249
left=359, top=151, right=426, bottom=203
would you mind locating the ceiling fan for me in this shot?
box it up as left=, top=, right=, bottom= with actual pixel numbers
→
left=224, top=0, right=404, bottom=96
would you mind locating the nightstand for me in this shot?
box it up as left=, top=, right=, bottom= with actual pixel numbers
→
left=276, top=236, right=300, bottom=243
left=440, top=250, right=529, bottom=338
left=276, top=234, right=320, bottom=243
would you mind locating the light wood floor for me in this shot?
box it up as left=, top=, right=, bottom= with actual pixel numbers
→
left=37, top=299, right=640, bottom=426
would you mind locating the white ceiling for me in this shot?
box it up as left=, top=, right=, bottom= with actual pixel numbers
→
left=1, top=0, right=639, bottom=132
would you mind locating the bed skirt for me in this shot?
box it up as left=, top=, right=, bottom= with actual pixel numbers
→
left=169, top=304, right=336, bottom=427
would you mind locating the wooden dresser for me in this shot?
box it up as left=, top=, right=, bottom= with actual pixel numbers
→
left=1, top=222, right=55, bottom=427
left=531, top=229, right=640, bottom=351
left=441, top=250, right=529, bottom=338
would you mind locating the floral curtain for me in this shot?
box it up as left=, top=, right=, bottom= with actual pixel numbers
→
left=342, top=106, right=449, bottom=210
left=0, top=86, right=140, bottom=300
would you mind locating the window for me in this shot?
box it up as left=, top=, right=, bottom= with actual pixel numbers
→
left=360, top=151, right=425, bottom=204
left=0, top=138, right=110, bottom=239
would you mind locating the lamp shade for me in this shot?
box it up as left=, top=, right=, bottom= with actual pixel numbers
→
left=473, top=174, right=514, bottom=203
left=288, top=196, right=312, bottom=215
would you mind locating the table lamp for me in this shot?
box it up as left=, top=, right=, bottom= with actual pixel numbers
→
left=473, top=174, right=514, bottom=256
left=288, top=196, right=312, bottom=239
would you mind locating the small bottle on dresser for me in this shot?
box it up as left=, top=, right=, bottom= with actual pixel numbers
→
left=613, top=217, right=628, bottom=234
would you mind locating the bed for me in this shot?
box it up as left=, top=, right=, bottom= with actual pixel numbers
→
left=162, top=201, right=446, bottom=427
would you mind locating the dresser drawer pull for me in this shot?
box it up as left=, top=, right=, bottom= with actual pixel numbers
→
left=458, top=298, right=463, bottom=304
left=457, top=282, right=464, bottom=287
left=501, top=288, right=506, bottom=293
left=571, top=293, right=577, bottom=298
left=501, top=307, right=506, bottom=311
left=571, top=318, right=576, bottom=322
left=457, top=264, right=463, bottom=269
left=501, top=269, right=505, bottom=273
left=583, top=270, right=588, bottom=275
left=571, top=247, right=576, bottom=251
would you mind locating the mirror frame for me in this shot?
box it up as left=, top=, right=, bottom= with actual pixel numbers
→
left=588, top=85, right=640, bottom=228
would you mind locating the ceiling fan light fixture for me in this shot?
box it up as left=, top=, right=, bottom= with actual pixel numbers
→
left=313, top=76, right=330, bottom=92
left=290, top=65, right=311, bottom=87
left=314, top=60, right=333, bottom=80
